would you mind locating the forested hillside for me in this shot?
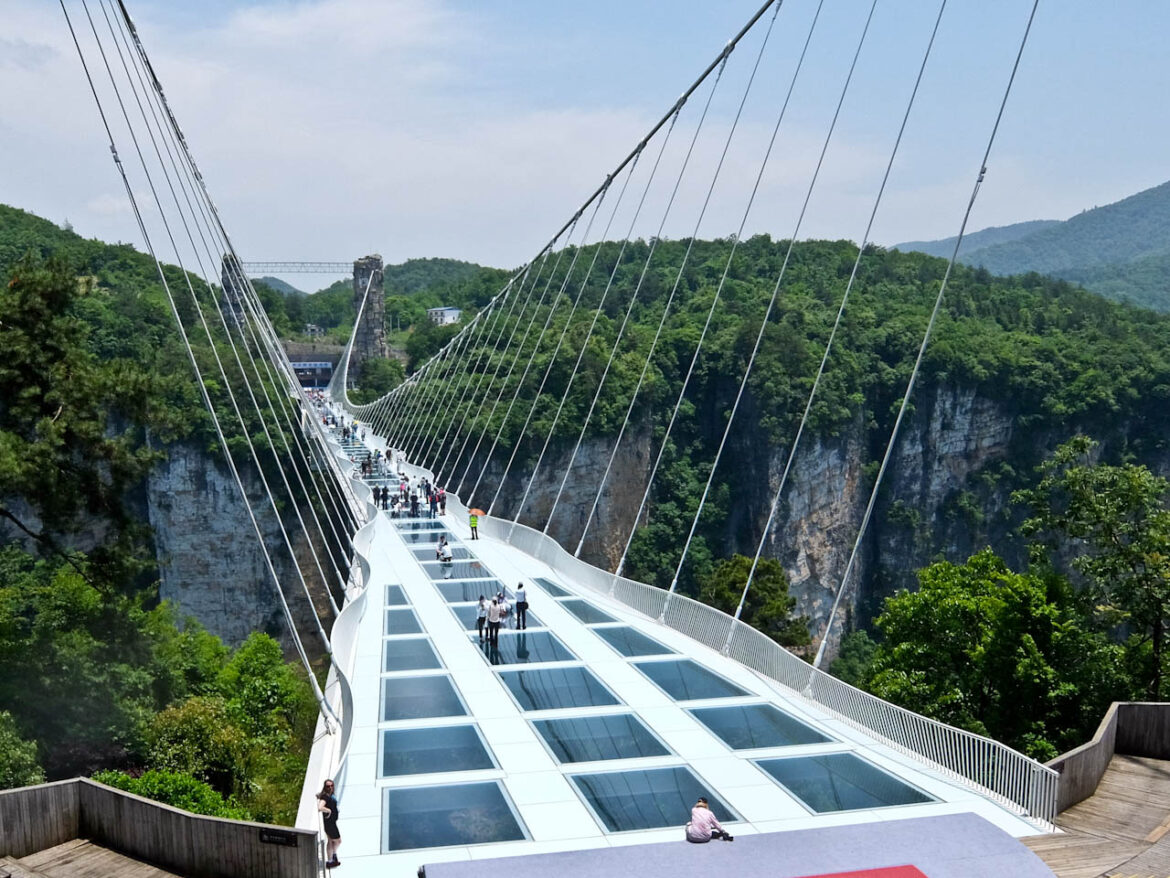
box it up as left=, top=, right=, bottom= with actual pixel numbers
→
left=5, top=200, right=1170, bottom=792
left=895, top=179, right=1170, bottom=309
left=0, top=205, right=319, bottom=821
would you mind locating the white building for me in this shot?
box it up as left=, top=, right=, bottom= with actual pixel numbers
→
left=427, top=307, right=462, bottom=326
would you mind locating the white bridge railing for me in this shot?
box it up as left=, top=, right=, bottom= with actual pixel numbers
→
left=390, top=457, right=1058, bottom=827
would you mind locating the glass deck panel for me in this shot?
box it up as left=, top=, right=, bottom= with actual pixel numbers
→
left=633, top=659, right=750, bottom=700
left=379, top=725, right=494, bottom=777
left=383, top=637, right=443, bottom=672
left=451, top=604, right=542, bottom=631
left=410, top=545, right=473, bottom=561
left=756, top=753, right=935, bottom=812
left=534, top=577, right=571, bottom=598
left=420, top=560, right=494, bottom=581
left=381, top=675, right=467, bottom=721
left=468, top=631, right=576, bottom=665
left=385, top=584, right=408, bottom=606
left=593, top=625, right=676, bottom=657
left=382, top=782, right=525, bottom=851
left=436, top=580, right=505, bottom=603
left=393, top=520, right=450, bottom=531
left=560, top=599, right=618, bottom=624
left=570, top=767, right=735, bottom=832
left=398, top=527, right=453, bottom=545
left=498, top=667, right=621, bottom=711
left=533, top=714, right=670, bottom=763
left=689, top=704, right=832, bottom=749
left=384, top=608, right=424, bottom=636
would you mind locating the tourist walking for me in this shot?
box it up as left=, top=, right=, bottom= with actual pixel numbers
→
left=476, top=596, right=488, bottom=642
left=317, top=779, right=342, bottom=867
left=487, top=597, right=502, bottom=645
left=515, top=582, right=528, bottom=630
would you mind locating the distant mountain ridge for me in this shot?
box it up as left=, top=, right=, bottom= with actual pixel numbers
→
left=896, top=219, right=1060, bottom=261
left=894, top=179, right=1170, bottom=310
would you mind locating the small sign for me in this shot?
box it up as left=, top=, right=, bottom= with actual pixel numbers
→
left=258, top=828, right=300, bottom=847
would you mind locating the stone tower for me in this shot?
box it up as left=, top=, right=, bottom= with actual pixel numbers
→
left=351, top=254, right=388, bottom=382
left=220, top=253, right=247, bottom=326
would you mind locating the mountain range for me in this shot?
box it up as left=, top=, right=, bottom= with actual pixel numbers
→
left=895, top=179, right=1170, bottom=311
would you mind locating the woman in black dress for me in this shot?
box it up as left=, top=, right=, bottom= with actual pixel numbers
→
left=317, top=779, right=341, bottom=868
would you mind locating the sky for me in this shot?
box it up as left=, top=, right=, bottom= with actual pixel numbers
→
left=3, top=0, right=1168, bottom=291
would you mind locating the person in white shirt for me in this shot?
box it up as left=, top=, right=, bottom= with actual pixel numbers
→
left=486, top=598, right=502, bottom=645
left=514, top=583, right=528, bottom=630
left=476, top=596, right=488, bottom=642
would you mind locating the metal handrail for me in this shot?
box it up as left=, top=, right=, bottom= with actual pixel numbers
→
left=393, top=456, right=1058, bottom=826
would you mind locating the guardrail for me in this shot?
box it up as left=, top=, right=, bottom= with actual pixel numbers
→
left=385, top=460, right=1058, bottom=826
left=1047, top=701, right=1170, bottom=812
left=296, top=430, right=375, bottom=849
left=0, top=778, right=317, bottom=878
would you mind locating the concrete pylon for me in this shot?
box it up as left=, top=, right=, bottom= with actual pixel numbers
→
left=351, top=254, right=388, bottom=383
left=220, top=253, right=247, bottom=326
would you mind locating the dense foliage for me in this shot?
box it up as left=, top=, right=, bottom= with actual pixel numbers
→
left=832, top=439, right=1169, bottom=759
left=0, top=206, right=319, bottom=824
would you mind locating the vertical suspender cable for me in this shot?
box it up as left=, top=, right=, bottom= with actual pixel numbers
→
left=812, top=0, right=1042, bottom=670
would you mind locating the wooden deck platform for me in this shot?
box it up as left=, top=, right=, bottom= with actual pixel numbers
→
left=1, top=839, right=183, bottom=878
left=1022, top=755, right=1170, bottom=878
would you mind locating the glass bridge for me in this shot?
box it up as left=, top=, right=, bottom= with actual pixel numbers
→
left=301, top=432, right=1045, bottom=877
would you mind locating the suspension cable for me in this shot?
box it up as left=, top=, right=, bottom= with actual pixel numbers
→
left=812, top=0, right=1042, bottom=669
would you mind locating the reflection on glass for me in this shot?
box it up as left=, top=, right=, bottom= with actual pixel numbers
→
left=383, top=638, right=443, bottom=672
left=593, top=626, right=675, bottom=657
left=560, top=599, right=617, bottom=624
left=498, top=667, right=620, bottom=711
left=469, top=631, right=576, bottom=665
left=385, top=584, right=408, bottom=606
left=421, top=560, right=490, bottom=581
left=437, top=580, right=504, bottom=603
left=756, top=753, right=934, bottom=812
left=534, top=714, right=669, bottom=762
left=451, top=604, right=541, bottom=631
left=393, top=520, right=450, bottom=531
left=381, top=675, right=466, bottom=721
left=534, top=577, right=571, bottom=598
left=380, top=725, right=493, bottom=776
left=689, top=704, right=831, bottom=749
left=633, top=659, right=749, bottom=700
left=399, top=528, right=453, bottom=545
left=410, top=544, right=472, bottom=561
left=570, top=767, right=735, bottom=832
left=382, top=783, right=525, bottom=851
left=384, top=608, right=424, bottom=636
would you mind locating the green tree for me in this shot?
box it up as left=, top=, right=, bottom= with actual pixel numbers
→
left=866, top=549, right=1127, bottom=759
left=0, top=710, right=45, bottom=789
left=350, top=356, right=405, bottom=404
left=698, top=554, right=810, bottom=649
left=146, top=696, right=251, bottom=797
left=829, top=630, right=877, bottom=687
left=93, top=769, right=250, bottom=820
left=1016, top=435, right=1170, bottom=699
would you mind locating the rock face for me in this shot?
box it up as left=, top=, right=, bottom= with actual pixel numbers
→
left=466, top=380, right=1167, bottom=658
left=146, top=442, right=330, bottom=653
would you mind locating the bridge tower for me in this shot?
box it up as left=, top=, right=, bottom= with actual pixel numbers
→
left=220, top=253, right=247, bottom=325
left=351, top=254, right=388, bottom=382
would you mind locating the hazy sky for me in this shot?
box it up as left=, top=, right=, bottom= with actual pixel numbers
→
left=4, top=0, right=1168, bottom=289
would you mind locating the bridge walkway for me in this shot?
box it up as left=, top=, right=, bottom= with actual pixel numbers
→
left=1021, top=755, right=1170, bottom=877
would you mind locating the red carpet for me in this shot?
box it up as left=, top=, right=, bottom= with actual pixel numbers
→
left=798, top=869, right=926, bottom=878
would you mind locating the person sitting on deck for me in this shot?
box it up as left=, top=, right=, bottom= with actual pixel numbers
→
left=685, top=797, right=733, bottom=843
